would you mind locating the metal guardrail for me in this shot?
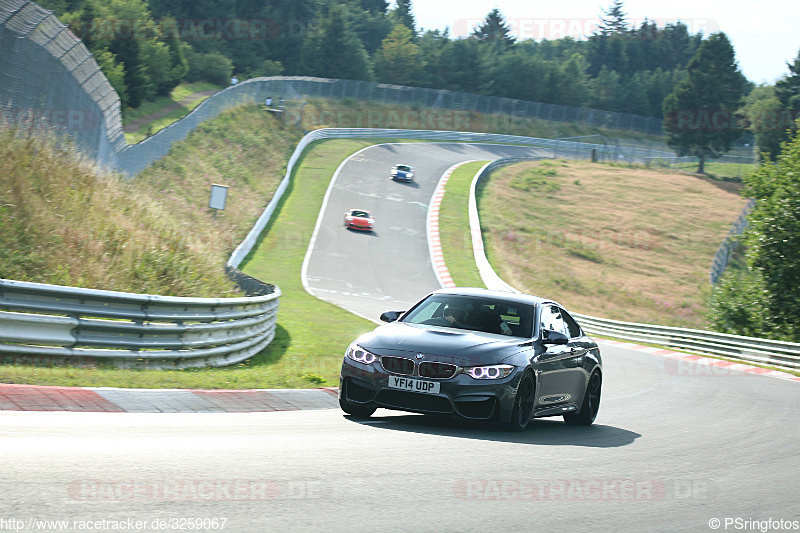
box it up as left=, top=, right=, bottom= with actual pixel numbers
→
left=710, top=199, right=756, bottom=284
left=469, top=158, right=800, bottom=372
left=0, top=277, right=280, bottom=369
left=573, top=313, right=800, bottom=371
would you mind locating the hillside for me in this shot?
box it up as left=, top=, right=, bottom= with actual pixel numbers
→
left=0, top=105, right=297, bottom=296
left=479, top=159, right=746, bottom=329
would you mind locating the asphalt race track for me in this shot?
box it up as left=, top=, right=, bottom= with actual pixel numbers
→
left=303, top=142, right=548, bottom=321
left=1, top=142, right=799, bottom=532
left=2, top=341, right=799, bottom=532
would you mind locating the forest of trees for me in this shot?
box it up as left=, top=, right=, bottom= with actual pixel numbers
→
left=36, top=0, right=800, bottom=161
left=40, top=0, right=800, bottom=158
left=36, top=0, right=708, bottom=116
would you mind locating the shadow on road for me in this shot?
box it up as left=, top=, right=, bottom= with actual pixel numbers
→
left=343, top=413, right=640, bottom=448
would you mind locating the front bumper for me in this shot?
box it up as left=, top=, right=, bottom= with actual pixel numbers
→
left=340, top=358, right=521, bottom=422
left=346, top=221, right=373, bottom=230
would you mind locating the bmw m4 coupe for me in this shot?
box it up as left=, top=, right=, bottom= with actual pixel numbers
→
left=339, top=288, right=602, bottom=430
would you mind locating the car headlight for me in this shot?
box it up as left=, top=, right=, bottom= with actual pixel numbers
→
left=406, top=173, right=413, bottom=178
left=345, top=343, right=377, bottom=365
left=465, top=364, right=514, bottom=379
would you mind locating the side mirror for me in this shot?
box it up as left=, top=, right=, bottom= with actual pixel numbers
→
left=542, top=329, right=569, bottom=345
left=380, top=311, right=404, bottom=323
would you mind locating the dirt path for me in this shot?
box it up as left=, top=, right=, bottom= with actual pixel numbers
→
left=122, top=89, right=220, bottom=133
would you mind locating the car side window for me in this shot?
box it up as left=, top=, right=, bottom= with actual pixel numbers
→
left=560, top=308, right=582, bottom=339
left=540, top=305, right=567, bottom=336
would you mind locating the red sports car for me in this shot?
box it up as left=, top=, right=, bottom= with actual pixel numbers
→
left=344, top=208, right=374, bottom=231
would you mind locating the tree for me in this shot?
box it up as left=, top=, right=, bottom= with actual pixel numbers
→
left=552, top=54, right=591, bottom=107
left=775, top=49, right=800, bottom=108
left=597, top=0, right=629, bottom=36
left=391, top=0, right=416, bottom=36
left=662, top=33, right=748, bottom=173
left=589, top=67, right=625, bottom=111
left=93, top=48, right=128, bottom=109
left=742, top=85, right=786, bottom=161
left=300, top=4, right=374, bottom=82
left=471, top=8, right=515, bottom=48
left=770, top=49, right=800, bottom=155
left=435, top=37, right=490, bottom=93
left=742, top=120, right=800, bottom=339
left=374, top=24, right=424, bottom=85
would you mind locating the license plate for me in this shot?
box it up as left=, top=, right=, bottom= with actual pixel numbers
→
left=387, top=376, right=440, bottom=395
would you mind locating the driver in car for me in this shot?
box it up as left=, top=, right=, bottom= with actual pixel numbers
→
left=444, top=306, right=468, bottom=328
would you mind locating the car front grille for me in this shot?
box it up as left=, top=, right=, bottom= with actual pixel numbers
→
left=380, top=356, right=415, bottom=375
left=380, top=357, right=459, bottom=379
left=418, top=361, right=458, bottom=379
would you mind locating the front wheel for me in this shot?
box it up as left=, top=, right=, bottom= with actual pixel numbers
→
left=564, top=370, right=601, bottom=426
left=505, top=373, right=535, bottom=431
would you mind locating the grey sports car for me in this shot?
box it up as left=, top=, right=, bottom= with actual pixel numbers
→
left=339, top=287, right=602, bottom=430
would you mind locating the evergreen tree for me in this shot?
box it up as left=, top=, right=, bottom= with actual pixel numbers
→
left=662, top=33, right=748, bottom=173
left=775, top=49, right=800, bottom=107
left=770, top=49, right=800, bottom=155
left=554, top=54, right=591, bottom=107
left=360, top=0, right=389, bottom=13
left=471, top=8, right=515, bottom=47
left=391, top=0, right=416, bottom=36
left=597, top=0, right=629, bottom=36
left=300, top=4, right=373, bottom=82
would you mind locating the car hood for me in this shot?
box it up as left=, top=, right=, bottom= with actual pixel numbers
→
left=356, top=322, right=528, bottom=366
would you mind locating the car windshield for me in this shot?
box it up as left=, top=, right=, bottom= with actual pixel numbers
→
left=396, top=165, right=411, bottom=172
left=351, top=210, right=369, bottom=218
left=402, top=294, right=535, bottom=337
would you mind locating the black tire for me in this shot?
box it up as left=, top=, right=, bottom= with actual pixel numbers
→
left=505, top=373, right=535, bottom=431
left=564, top=370, right=601, bottom=426
left=339, top=381, right=376, bottom=418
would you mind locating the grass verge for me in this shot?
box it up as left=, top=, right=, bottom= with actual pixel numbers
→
left=438, top=161, right=489, bottom=288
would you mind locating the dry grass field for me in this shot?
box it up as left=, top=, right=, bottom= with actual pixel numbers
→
left=479, top=159, right=747, bottom=328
